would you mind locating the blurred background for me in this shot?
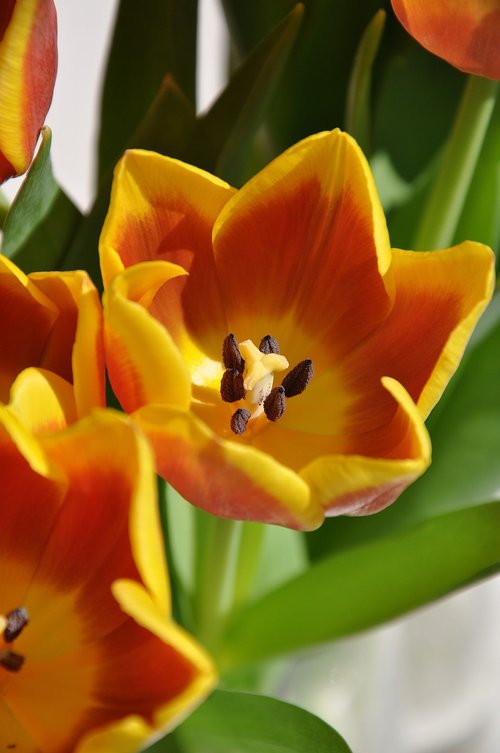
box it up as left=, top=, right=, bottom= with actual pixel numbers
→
left=7, top=2, right=500, bottom=751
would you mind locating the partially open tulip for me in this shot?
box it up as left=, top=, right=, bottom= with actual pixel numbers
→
left=0, top=406, right=215, bottom=751
left=0, top=256, right=104, bottom=423
left=391, top=0, right=500, bottom=79
left=0, top=0, right=57, bottom=182
left=100, top=129, right=494, bottom=531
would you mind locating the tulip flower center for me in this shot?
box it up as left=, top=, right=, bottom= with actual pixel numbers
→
left=0, top=607, right=28, bottom=672
left=220, top=334, right=314, bottom=435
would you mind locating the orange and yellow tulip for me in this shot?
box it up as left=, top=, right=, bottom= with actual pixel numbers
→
left=0, top=406, right=215, bottom=751
left=391, top=0, right=500, bottom=79
left=0, top=256, right=104, bottom=423
left=100, top=129, right=494, bottom=531
left=0, top=0, right=57, bottom=182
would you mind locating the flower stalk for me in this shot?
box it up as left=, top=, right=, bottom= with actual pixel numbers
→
left=414, top=75, right=498, bottom=250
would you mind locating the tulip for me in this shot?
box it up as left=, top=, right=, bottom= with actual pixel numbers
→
left=0, top=256, right=104, bottom=421
left=0, top=405, right=215, bottom=751
left=0, top=0, right=57, bottom=182
left=100, top=129, right=494, bottom=531
left=391, top=0, right=500, bottom=79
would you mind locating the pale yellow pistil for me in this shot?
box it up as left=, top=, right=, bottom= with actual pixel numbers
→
left=238, top=339, right=289, bottom=420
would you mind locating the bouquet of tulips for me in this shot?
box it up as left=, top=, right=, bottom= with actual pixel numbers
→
left=0, top=1, right=499, bottom=751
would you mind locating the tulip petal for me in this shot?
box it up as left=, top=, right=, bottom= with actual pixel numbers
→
left=7, top=367, right=76, bottom=433
left=104, top=266, right=192, bottom=413
left=212, top=129, right=392, bottom=366
left=300, top=377, right=431, bottom=516
left=0, top=0, right=57, bottom=180
left=341, top=242, right=495, bottom=423
left=391, top=0, right=500, bottom=79
left=133, top=404, right=324, bottom=530
left=0, top=255, right=57, bottom=401
left=100, top=149, right=235, bottom=360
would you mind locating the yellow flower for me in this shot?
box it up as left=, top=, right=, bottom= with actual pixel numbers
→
left=0, top=0, right=57, bottom=182
left=100, top=129, right=494, bottom=531
left=0, top=405, right=215, bottom=751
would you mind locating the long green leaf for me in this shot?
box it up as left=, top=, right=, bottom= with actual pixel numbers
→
left=62, top=78, right=196, bottom=284
left=187, top=4, right=304, bottom=185
left=1, top=127, right=81, bottom=273
left=221, top=502, right=500, bottom=668
left=97, top=0, right=198, bottom=183
left=148, top=690, right=353, bottom=753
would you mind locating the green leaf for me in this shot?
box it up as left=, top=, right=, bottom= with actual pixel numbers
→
left=1, top=127, right=81, bottom=273
left=454, top=98, right=500, bottom=256
left=97, top=0, right=198, bottom=183
left=222, top=0, right=387, bottom=154
left=62, top=78, right=196, bottom=285
left=221, top=502, right=500, bottom=668
left=148, top=690, right=353, bottom=753
left=345, top=9, right=386, bottom=153
left=187, top=4, right=304, bottom=185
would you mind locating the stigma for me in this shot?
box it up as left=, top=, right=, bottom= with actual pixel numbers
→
left=220, top=334, right=313, bottom=435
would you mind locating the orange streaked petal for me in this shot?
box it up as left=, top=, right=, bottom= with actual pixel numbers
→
left=341, top=241, right=495, bottom=422
left=133, top=404, right=324, bottom=531
left=212, top=129, right=392, bottom=365
left=100, top=149, right=235, bottom=361
left=300, top=378, right=431, bottom=516
left=104, top=268, right=192, bottom=413
left=7, top=367, right=76, bottom=433
left=0, top=0, right=57, bottom=179
left=391, top=0, right=500, bottom=79
left=0, top=255, right=57, bottom=401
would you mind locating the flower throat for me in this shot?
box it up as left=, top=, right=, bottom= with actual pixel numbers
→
left=220, top=334, right=314, bottom=435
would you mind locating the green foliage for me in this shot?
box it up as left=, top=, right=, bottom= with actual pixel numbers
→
left=148, top=690, right=353, bottom=753
left=97, top=0, right=198, bottom=182
left=1, top=128, right=81, bottom=274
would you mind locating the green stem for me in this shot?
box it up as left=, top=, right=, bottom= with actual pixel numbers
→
left=231, top=522, right=265, bottom=610
left=0, top=189, right=9, bottom=229
left=414, top=75, right=498, bottom=250
left=193, top=512, right=240, bottom=648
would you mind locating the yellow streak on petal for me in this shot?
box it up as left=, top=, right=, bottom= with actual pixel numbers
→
left=8, top=367, right=76, bottom=434
left=0, top=0, right=39, bottom=171
left=392, top=242, right=495, bottom=418
left=112, top=578, right=216, bottom=732
left=300, top=377, right=431, bottom=515
left=104, top=266, right=191, bottom=412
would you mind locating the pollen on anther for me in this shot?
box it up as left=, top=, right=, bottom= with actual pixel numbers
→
left=220, top=368, right=245, bottom=403
left=3, top=608, right=29, bottom=643
left=259, top=335, right=280, bottom=355
left=222, top=333, right=245, bottom=373
left=264, top=386, right=286, bottom=422
left=231, top=408, right=251, bottom=435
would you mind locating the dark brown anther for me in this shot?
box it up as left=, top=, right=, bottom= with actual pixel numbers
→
left=4, top=608, right=29, bottom=643
left=220, top=369, right=246, bottom=403
left=259, top=335, right=280, bottom=355
left=0, top=649, right=25, bottom=672
left=230, top=408, right=251, bottom=435
left=264, top=386, right=286, bottom=422
left=222, top=334, right=245, bottom=373
left=281, top=359, right=314, bottom=397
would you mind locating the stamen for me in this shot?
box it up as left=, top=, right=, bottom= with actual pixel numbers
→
left=0, top=649, right=24, bottom=672
left=259, top=335, right=280, bottom=355
left=3, top=608, right=29, bottom=643
left=230, top=408, right=251, bottom=435
left=264, top=386, right=286, bottom=422
left=281, top=359, right=314, bottom=397
left=220, top=368, right=245, bottom=403
left=222, top=334, right=245, bottom=373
